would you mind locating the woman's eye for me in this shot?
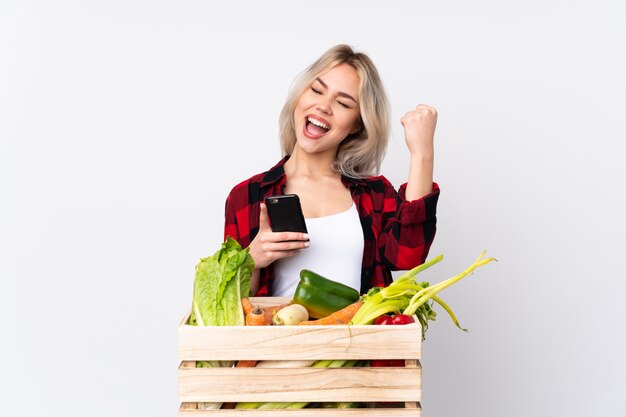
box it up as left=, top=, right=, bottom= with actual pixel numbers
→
left=337, top=101, right=350, bottom=109
left=311, top=87, right=322, bottom=94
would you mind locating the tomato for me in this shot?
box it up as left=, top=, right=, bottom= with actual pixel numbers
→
left=371, top=359, right=405, bottom=367
left=391, top=314, right=415, bottom=325
left=373, top=315, right=394, bottom=325
left=373, top=314, right=414, bottom=325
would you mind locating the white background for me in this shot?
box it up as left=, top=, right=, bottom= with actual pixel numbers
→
left=2, top=1, right=625, bottom=416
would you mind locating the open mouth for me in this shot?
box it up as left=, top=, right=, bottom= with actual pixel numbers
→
left=305, top=116, right=331, bottom=137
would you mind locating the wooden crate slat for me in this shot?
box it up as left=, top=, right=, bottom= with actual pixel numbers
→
left=179, top=405, right=421, bottom=416
left=179, top=297, right=420, bottom=362
left=179, top=367, right=421, bottom=403
left=250, top=297, right=291, bottom=307
left=178, top=324, right=421, bottom=361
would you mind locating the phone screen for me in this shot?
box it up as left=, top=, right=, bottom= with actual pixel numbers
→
left=265, top=194, right=308, bottom=233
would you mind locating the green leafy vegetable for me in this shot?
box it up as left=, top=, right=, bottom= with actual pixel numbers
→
left=190, top=236, right=253, bottom=327
left=350, top=251, right=496, bottom=339
left=189, top=237, right=254, bottom=409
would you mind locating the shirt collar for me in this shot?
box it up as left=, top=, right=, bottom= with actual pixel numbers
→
left=341, top=174, right=368, bottom=188
left=259, top=155, right=290, bottom=188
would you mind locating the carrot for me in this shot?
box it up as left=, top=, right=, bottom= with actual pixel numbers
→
left=262, top=303, right=288, bottom=323
left=298, top=301, right=363, bottom=325
left=245, top=307, right=268, bottom=325
left=243, top=299, right=289, bottom=325
left=236, top=360, right=258, bottom=367
left=241, top=298, right=255, bottom=316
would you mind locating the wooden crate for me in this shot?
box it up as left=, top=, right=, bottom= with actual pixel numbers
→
left=178, top=297, right=422, bottom=416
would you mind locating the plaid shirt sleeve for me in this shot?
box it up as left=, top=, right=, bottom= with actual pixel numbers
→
left=225, top=181, right=256, bottom=248
left=379, top=179, right=439, bottom=270
left=350, top=176, right=439, bottom=293
left=223, top=177, right=272, bottom=296
left=224, top=164, right=285, bottom=296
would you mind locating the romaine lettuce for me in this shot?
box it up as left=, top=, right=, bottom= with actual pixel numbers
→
left=191, top=236, right=253, bottom=327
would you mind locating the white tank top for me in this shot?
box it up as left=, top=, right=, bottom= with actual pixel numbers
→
left=271, top=203, right=364, bottom=297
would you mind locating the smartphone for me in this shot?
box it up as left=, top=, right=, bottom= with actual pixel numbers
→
left=265, top=194, right=308, bottom=233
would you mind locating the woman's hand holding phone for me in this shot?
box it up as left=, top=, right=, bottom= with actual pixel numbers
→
left=247, top=203, right=310, bottom=269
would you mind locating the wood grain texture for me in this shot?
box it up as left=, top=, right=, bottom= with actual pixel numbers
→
left=178, top=325, right=421, bottom=361
left=250, top=297, right=291, bottom=307
left=178, top=297, right=421, bottom=361
left=179, top=366, right=421, bottom=403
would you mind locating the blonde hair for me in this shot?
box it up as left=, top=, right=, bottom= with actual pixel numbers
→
left=279, top=44, right=390, bottom=178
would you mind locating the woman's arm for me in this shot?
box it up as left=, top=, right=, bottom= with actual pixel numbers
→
left=401, top=104, right=438, bottom=201
left=376, top=177, right=439, bottom=272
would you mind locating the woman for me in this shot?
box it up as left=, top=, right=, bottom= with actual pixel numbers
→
left=224, top=44, right=440, bottom=296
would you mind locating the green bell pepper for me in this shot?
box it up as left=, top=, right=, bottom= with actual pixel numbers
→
left=293, top=269, right=361, bottom=319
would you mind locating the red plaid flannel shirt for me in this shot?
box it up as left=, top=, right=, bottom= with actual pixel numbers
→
left=224, top=156, right=440, bottom=295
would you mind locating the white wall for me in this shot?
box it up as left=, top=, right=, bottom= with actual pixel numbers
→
left=2, top=1, right=625, bottom=416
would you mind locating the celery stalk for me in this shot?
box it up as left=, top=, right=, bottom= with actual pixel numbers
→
left=403, top=252, right=496, bottom=316
left=197, top=402, right=223, bottom=410
left=257, top=402, right=308, bottom=410
left=234, top=402, right=261, bottom=409
left=353, top=299, right=408, bottom=325
left=431, top=295, right=466, bottom=332
left=351, top=251, right=495, bottom=339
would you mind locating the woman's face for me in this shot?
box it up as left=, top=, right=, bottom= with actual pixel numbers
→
left=293, top=63, right=362, bottom=157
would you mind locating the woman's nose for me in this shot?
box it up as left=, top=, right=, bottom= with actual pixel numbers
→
left=316, top=96, right=332, bottom=115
